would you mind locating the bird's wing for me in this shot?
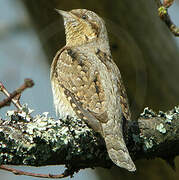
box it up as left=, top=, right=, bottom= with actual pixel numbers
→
left=51, top=47, right=108, bottom=133
left=95, top=49, right=131, bottom=121
left=117, top=76, right=131, bottom=121
left=88, top=48, right=135, bottom=171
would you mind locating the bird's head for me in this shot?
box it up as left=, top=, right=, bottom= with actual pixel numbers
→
left=56, top=9, right=108, bottom=46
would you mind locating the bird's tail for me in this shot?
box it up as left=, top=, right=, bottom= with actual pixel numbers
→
left=102, top=119, right=136, bottom=172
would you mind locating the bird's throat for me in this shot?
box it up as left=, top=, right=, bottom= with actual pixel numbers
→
left=65, top=21, right=97, bottom=46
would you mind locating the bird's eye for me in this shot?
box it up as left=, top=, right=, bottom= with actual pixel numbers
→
left=82, top=15, right=87, bottom=20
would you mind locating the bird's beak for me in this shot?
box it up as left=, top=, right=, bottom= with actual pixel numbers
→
left=55, top=9, right=72, bottom=19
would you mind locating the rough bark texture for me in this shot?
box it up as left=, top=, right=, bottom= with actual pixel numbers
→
left=0, top=106, right=179, bottom=169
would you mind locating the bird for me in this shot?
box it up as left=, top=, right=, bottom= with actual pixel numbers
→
left=50, top=9, right=136, bottom=172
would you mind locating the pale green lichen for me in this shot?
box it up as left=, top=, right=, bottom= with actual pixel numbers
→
left=21, top=104, right=34, bottom=114
left=164, top=106, right=179, bottom=123
left=144, top=139, right=153, bottom=150
left=158, top=110, right=166, bottom=118
left=141, top=136, right=154, bottom=151
left=156, top=123, right=166, bottom=134
left=0, top=104, right=106, bottom=166
left=6, top=110, right=15, bottom=116
left=1, top=104, right=178, bottom=167
left=140, top=107, right=157, bottom=118
left=174, top=106, right=179, bottom=113
left=165, top=114, right=173, bottom=123
left=6, top=104, right=32, bottom=122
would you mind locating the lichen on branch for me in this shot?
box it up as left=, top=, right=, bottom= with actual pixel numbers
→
left=0, top=105, right=109, bottom=168
left=0, top=104, right=179, bottom=171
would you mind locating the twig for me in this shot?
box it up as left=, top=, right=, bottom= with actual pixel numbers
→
left=155, top=0, right=179, bottom=36
left=0, top=79, right=34, bottom=109
left=163, top=0, right=174, bottom=8
left=0, top=165, right=73, bottom=179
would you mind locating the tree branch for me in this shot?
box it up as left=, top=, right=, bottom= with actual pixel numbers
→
left=0, top=79, right=34, bottom=109
left=154, top=0, right=179, bottom=36
left=0, top=105, right=179, bottom=177
left=0, top=80, right=179, bottom=178
left=0, top=165, right=73, bottom=179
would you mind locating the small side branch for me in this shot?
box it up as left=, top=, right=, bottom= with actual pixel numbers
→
left=0, top=79, right=34, bottom=109
left=155, top=0, right=179, bottom=36
left=0, top=165, right=74, bottom=179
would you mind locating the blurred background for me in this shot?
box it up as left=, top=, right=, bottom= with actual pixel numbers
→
left=0, top=0, right=179, bottom=179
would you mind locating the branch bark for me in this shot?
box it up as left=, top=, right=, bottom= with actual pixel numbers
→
left=155, top=0, right=179, bottom=36
left=0, top=79, right=34, bottom=109
left=0, top=106, right=179, bottom=171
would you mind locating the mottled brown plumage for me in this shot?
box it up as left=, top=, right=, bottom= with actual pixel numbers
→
left=51, top=9, right=136, bottom=171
